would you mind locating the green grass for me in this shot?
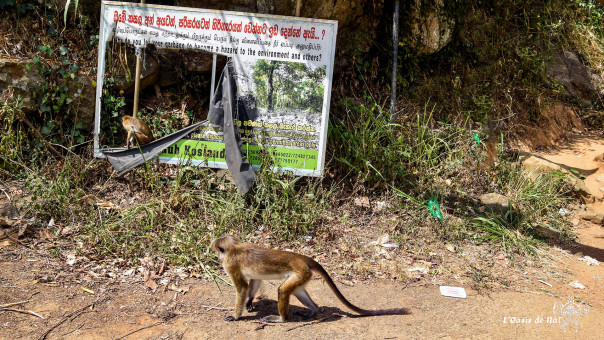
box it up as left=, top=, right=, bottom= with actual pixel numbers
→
left=17, top=151, right=331, bottom=266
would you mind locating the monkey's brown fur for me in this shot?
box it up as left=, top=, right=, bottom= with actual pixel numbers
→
left=122, top=115, right=154, bottom=148
left=210, top=236, right=410, bottom=323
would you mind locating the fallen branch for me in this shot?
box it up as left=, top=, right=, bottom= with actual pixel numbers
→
left=114, top=321, right=162, bottom=339
left=0, top=308, right=44, bottom=319
left=37, top=303, right=94, bottom=340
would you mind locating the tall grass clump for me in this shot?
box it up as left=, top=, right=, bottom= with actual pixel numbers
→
left=330, top=96, right=411, bottom=187
left=469, top=158, right=575, bottom=255
left=78, top=155, right=331, bottom=265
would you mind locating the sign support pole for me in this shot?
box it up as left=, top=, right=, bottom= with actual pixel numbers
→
left=132, top=0, right=146, bottom=118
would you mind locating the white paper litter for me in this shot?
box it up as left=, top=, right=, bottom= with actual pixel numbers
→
left=440, top=286, right=467, bottom=299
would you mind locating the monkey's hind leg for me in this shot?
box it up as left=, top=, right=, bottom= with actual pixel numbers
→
left=246, top=279, right=261, bottom=312
left=261, top=274, right=309, bottom=323
left=293, top=286, right=319, bottom=319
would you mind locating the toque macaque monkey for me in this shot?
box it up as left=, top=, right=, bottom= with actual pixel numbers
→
left=211, top=235, right=410, bottom=323
left=122, top=115, right=154, bottom=148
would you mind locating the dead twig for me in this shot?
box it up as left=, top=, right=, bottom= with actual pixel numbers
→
left=37, top=303, right=94, bottom=340
left=0, top=228, right=32, bottom=249
left=17, top=112, right=64, bottom=160
left=0, top=308, right=44, bottom=319
left=0, top=299, right=31, bottom=308
left=114, top=321, right=162, bottom=340
left=200, top=304, right=232, bottom=311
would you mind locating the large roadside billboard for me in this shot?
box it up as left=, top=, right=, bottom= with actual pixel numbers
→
left=94, top=1, right=338, bottom=176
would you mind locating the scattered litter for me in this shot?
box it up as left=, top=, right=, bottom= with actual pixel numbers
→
left=168, top=283, right=189, bottom=294
left=538, top=280, right=552, bottom=287
left=406, top=266, right=429, bottom=274
left=370, top=234, right=389, bottom=246
left=340, top=280, right=354, bottom=287
left=440, top=286, right=467, bottom=299
left=375, top=248, right=388, bottom=256
left=353, top=196, right=370, bottom=208
left=381, top=242, right=399, bottom=248
left=78, top=194, right=97, bottom=205
left=427, top=199, right=443, bottom=219
left=143, top=271, right=158, bottom=290
left=558, top=208, right=569, bottom=216
left=65, top=254, right=77, bottom=266
left=445, top=243, right=455, bottom=252
left=594, top=276, right=602, bottom=281
left=569, top=281, right=585, bottom=289
left=80, top=286, right=95, bottom=295
left=375, top=201, right=391, bottom=211
left=578, top=255, right=599, bottom=266
left=96, top=200, right=117, bottom=209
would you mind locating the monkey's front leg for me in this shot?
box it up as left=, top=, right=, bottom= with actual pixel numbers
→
left=126, top=130, right=133, bottom=148
left=225, top=276, right=249, bottom=321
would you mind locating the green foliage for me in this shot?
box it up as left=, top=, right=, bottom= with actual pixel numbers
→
left=394, top=0, right=604, bottom=124
left=24, top=157, right=94, bottom=223
left=75, top=160, right=330, bottom=265
left=27, top=44, right=84, bottom=145
left=0, top=92, right=27, bottom=174
left=99, top=78, right=126, bottom=146
left=63, top=0, right=80, bottom=26
left=148, top=108, right=192, bottom=136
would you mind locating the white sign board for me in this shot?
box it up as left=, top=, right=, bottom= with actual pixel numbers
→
left=94, top=1, right=338, bottom=176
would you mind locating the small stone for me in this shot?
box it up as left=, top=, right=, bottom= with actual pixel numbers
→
left=569, top=281, right=585, bottom=289
left=353, top=196, right=370, bottom=208
left=479, top=193, right=509, bottom=213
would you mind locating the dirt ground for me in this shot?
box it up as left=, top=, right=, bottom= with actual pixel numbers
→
left=1, top=135, right=603, bottom=339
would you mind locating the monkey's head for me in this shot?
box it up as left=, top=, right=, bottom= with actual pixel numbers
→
left=121, top=115, right=133, bottom=124
left=210, top=236, right=239, bottom=263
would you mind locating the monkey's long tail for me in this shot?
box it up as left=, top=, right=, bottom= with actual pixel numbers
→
left=312, top=262, right=411, bottom=316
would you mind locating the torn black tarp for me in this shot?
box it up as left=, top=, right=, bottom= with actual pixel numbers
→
left=102, top=59, right=256, bottom=195
left=208, top=60, right=256, bottom=195
left=102, top=120, right=207, bottom=177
